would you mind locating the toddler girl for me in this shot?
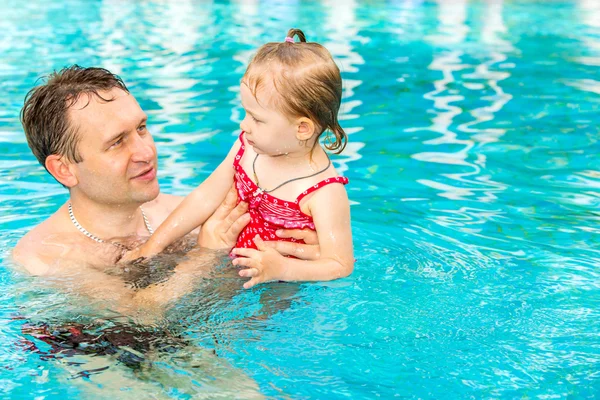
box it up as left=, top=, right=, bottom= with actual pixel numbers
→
left=130, top=28, right=353, bottom=289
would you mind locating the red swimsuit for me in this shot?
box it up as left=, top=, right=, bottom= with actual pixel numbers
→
left=233, top=133, right=349, bottom=249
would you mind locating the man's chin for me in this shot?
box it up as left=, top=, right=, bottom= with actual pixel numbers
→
left=132, top=180, right=160, bottom=204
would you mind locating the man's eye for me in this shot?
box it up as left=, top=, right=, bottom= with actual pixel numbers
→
left=138, top=125, right=147, bottom=132
left=110, top=138, right=123, bottom=149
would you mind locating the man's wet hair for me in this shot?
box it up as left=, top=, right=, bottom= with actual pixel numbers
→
left=21, top=65, right=129, bottom=170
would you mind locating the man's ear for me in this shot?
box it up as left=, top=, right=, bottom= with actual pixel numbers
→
left=296, top=117, right=316, bottom=142
left=45, top=155, right=79, bottom=188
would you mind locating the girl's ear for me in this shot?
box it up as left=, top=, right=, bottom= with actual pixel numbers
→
left=45, top=155, right=79, bottom=188
left=296, top=117, right=316, bottom=141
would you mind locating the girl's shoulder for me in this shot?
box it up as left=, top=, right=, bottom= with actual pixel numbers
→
left=296, top=155, right=349, bottom=212
left=309, top=148, right=347, bottom=185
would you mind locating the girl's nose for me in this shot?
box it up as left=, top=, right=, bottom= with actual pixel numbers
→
left=240, top=115, right=250, bottom=133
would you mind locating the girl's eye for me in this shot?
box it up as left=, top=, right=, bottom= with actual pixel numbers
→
left=251, top=115, right=260, bottom=123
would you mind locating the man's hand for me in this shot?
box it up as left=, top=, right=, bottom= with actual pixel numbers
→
left=263, top=229, right=321, bottom=260
left=197, top=184, right=250, bottom=250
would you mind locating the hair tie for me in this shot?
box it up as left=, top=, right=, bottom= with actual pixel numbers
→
left=285, top=37, right=294, bottom=43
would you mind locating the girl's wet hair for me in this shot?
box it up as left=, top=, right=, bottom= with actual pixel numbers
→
left=243, top=28, right=347, bottom=154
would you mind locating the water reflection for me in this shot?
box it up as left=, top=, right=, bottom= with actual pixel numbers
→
left=412, top=0, right=511, bottom=204
left=400, top=0, right=526, bottom=278
left=562, top=0, right=600, bottom=114
left=322, top=0, right=365, bottom=175
left=426, top=0, right=468, bottom=45
left=577, top=0, right=600, bottom=66
left=411, top=0, right=475, bottom=200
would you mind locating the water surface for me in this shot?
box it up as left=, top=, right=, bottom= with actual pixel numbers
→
left=1, top=0, right=599, bottom=398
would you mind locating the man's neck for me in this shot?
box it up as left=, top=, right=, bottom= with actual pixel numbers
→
left=68, top=195, right=150, bottom=241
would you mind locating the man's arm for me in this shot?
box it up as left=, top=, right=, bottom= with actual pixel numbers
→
left=10, top=188, right=251, bottom=322
left=262, top=229, right=321, bottom=259
left=12, top=186, right=324, bottom=323
left=126, top=187, right=253, bottom=315
left=11, top=247, right=162, bottom=322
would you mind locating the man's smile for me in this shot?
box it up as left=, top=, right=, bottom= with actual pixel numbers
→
left=131, top=166, right=156, bottom=181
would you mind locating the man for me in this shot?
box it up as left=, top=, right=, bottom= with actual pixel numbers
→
left=12, top=65, right=319, bottom=319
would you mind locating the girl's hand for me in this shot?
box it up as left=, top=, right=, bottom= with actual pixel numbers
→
left=118, top=245, right=150, bottom=264
left=231, top=235, right=288, bottom=289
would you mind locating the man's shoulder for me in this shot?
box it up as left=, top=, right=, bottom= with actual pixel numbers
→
left=142, top=192, right=184, bottom=228
left=13, top=220, right=58, bottom=276
left=12, top=205, right=76, bottom=276
left=143, top=193, right=183, bottom=215
left=145, top=192, right=183, bottom=213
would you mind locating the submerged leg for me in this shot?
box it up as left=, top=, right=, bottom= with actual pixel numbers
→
left=135, top=343, right=263, bottom=399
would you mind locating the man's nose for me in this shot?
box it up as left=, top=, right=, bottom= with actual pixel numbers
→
left=130, top=134, right=155, bottom=163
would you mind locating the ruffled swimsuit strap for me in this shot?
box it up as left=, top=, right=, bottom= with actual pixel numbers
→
left=233, top=131, right=247, bottom=169
left=296, top=176, right=349, bottom=204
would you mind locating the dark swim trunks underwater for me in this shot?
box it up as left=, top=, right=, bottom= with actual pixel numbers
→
left=17, top=257, right=184, bottom=370
left=20, top=322, right=185, bottom=370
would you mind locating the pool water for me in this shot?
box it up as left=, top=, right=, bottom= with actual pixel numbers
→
left=1, top=0, right=600, bottom=398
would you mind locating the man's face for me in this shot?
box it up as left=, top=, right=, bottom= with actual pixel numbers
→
left=68, top=88, right=159, bottom=206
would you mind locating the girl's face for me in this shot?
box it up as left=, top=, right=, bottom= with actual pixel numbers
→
left=239, top=82, right=305, bottom=156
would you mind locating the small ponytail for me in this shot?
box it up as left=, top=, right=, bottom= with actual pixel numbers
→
left=285, top=28, right=307, bottom=43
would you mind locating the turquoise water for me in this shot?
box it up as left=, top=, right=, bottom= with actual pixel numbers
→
left=1, top=0, right=600, bottom=398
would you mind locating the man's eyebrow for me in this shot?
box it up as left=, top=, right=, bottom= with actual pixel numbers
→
left=104, top=131, right=125, bottom=146
left=104, top=116, right=147, bottom=145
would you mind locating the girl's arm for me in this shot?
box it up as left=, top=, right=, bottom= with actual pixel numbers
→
left=231, top=183, right=354, bottom=288
left=128, top=140, right=242, bottom=259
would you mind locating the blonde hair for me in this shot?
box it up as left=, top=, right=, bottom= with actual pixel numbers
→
left=243, top=28, right=347, bottom=154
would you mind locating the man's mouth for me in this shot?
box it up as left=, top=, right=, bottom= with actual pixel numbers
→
left=131, top=166, right=156, bottom=181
